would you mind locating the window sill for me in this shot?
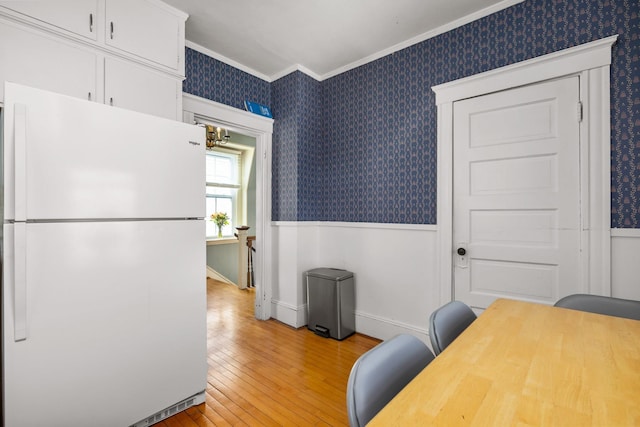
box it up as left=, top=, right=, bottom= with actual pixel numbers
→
left=207, top=237, right=238, bottom=246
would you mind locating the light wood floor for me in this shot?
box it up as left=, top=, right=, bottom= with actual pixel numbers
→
left=156, top=278, right=380, bottom=426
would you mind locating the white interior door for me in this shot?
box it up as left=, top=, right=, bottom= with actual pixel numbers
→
left=453, top=76, right=582, bottom=309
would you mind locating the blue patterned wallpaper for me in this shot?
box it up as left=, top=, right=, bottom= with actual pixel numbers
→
left=322, top=49, right=436, bottom=223
left=297, top=72, right=324, bottom=221
left=609, top=1, right=639, bottom=228
left=183, top=47, right=271, bottom=110
left=320, top=0, right=639, bottom=226
left=271, top=72, right=299, bottom=221
left=271, top=71, right=323, bottom=221
left=184, top=0, right=639, bottom=227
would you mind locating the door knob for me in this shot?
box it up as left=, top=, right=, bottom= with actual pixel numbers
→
left=457, top=247, right=466, bottom=256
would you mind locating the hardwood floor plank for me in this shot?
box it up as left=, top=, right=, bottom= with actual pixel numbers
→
left=161, top=412, right=194, bottom=427
left=157, top=279, right=380, bottom=426
left=187, top=398, right=233, bottom=427
left=208, top=373, right=298, bottom=426
left=206, top=379, right=281, bottom=427
left=183, top=405, right=218, bottom=427
left=205, top=383, right=263, bottom=426
left=213, top=362, right=320, bottom=426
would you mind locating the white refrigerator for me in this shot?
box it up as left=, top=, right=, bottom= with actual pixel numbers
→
left=1, top=82, right=207, bottom=426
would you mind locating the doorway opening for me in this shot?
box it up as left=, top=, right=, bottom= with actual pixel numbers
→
left=182, top=93, right=273, bottom=321
left=203, top=128, right=257, bottom=289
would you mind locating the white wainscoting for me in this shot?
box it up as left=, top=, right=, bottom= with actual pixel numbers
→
left=611, top=229, right=640, bottom=300
left=270, top=223, right=640, bottom=342
left=271, top=221, right=439, bottom=342
left=270, top=222, right=318, bottom=328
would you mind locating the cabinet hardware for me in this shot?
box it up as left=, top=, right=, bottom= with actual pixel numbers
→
left=110, top=21, right=114, bottom=39
left=88, top=92, right=92, bottom=101
left=577, top=101, right=583, bottom=122
left=110, top=97, right=114, bottom=106
left=89, top=13, right=93, bottom=32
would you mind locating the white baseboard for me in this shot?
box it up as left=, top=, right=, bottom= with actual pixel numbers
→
left=355, top=311, right=429, bottom=346
left=271, top=300, right=307, bottom=328
left=269, top=297, right=431, bottom=347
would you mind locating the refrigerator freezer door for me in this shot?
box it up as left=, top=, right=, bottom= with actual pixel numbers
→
left=3, top=82, right=205, bottom=221
left=2, top=220, right=207, bottom=426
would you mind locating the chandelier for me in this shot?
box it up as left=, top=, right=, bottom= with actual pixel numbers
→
left=205, top=125, right=231, bottom=150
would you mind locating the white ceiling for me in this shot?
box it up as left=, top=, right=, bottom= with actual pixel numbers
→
left=163, top=0, right=521, bottom=81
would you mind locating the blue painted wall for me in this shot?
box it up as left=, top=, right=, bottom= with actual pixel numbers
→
left=184, top=0, right=640, bottom=228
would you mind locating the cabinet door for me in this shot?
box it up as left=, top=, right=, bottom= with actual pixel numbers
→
left=105, top=0, right=181, bottom=70
left=104, top=57, right=179, bottom=120
left=0, top=21, right=97, bottom=102
left=0, top=1, right=98, bottom=40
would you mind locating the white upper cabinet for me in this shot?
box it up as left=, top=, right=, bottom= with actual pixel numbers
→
left=0, top=0, right=187, bottom=119
left=105, top=57, right=180, bottom=120
left=105, top=0, right=182, bottom=71
left=0, top=21, right=97, bottom=102
left=0, top=1, right=99, bottom=40
left=0, top=0, right=186, bottom=74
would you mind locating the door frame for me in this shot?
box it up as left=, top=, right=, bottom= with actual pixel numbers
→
left=432, top=35, right=617, bottom=307
left=183, top=93, right=274, bottom=320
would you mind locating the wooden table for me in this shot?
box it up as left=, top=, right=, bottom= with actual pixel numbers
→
left=368, top=299, right=640, bottom=426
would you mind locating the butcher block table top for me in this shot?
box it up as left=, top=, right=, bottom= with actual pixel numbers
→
left=368, top=298, right=640, bottom=426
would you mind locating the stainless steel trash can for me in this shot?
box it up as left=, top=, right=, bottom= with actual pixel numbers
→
left=305, top=268, right=355, bottom=340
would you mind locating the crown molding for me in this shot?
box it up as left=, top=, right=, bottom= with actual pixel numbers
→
left=270, top=64, right=322, bottom=83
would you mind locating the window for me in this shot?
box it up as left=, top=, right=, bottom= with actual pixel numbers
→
left=206, top=150, right=240, bottom=238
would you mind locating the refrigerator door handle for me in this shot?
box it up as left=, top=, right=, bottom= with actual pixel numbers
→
left=14, top=103, right=27, bottom=222
left=14, top=222, right=27, bottom=341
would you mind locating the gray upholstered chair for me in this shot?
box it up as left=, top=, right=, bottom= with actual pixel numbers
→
left=429, top=300, right=477, bottom=355
left=346, top=334, right=435, bottom=427
left=554, top=294, right=640, bottom=320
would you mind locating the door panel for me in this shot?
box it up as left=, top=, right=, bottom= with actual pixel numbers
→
left=453, top=76, right=581, bottom=309
left=470, top=259, right=557, bottom=299
left=470, top=210, right=557, bottom=247
left=468, top=97, right=557, bottom=147
left=470, top=155, right=558, bottom=194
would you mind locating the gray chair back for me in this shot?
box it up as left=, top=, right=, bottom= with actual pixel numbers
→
left=346, top=334, right=434, bottom=427
left=554, top=294, right=640, bottom=320
left=429, top=300, right=477, bottom=355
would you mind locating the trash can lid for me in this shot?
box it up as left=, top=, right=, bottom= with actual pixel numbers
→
left=306, top=268, right=353, bottom=281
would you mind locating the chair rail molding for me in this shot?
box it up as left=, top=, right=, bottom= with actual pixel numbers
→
left=183, top=93, right=274, bottom=320
left=432, top=35, right=618, bottom=306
